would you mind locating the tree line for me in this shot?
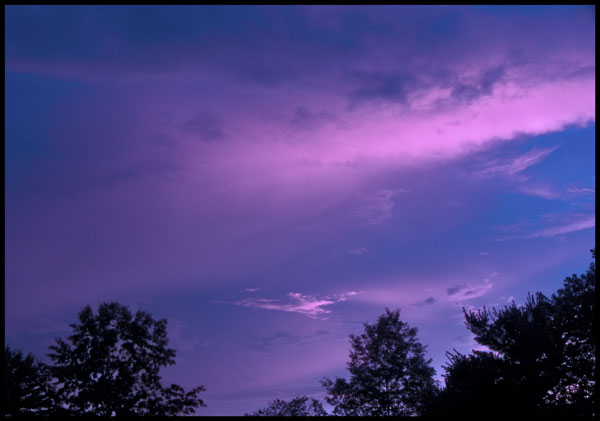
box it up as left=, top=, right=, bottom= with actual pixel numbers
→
left=4, top=249, right=595, bottom=416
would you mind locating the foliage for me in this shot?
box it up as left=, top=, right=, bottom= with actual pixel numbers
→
left=435, top=248, right=596, bottom=416
left=4, top=346, right=56, bottom=416
left=425, top=349, right=513, bottom=416
left=321, top=308, right=437, bottom=416
left=47, top=301, right=205, bottom=416
left=548, top=248, right=596, bottom=414
left=248, top=395, right=328, bottom=416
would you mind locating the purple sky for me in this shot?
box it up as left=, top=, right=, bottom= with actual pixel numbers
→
left=4, top=5, right=595, bottom=415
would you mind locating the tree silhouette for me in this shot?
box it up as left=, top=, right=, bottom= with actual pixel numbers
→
left=425, top=349, right=513, bottom=416
left=247, top=395, right=327, bottom=416
left=47, top=301, right=206, bottom=416
left=548, top=248, right=595, bottom=415
left=434, top=248, right=596, bottom=416
left=321, top=308, right=437, bottom=416
left=4, top=346, right=56, bottom=416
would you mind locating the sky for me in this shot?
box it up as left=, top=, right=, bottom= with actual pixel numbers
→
left=4, top=5, right=596, bottom=415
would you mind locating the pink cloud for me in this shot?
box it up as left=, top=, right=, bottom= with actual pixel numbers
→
left=517, top=184, right=561, bottom=200
left=233, top=291, right=361, bottom=319
left=566, top=186, right=595, bottom=197
left=490, top=213, right=595, bottom=241
left=477, top=146, right=558, bottom=179
left=530, top=214, right=595, bottom=238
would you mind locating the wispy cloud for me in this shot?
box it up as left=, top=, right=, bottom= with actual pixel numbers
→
left=234, top=291, right=361, bottom=319
left=168, top=319, right=202, bottom=352
left=334, top=291, right=361, bottom=302
left=517, top=184, right=560, bottom=199
left=180, top=111, right=227, bottom=142
left=566, top=186, right=595, bottom=197
left=288, top=107, right=336, bottom=131
left=491, top=213, right=595, bottom=241
left=356, top=189, right=408, bottom=226
left=415, top=296, right=436, bottom=306
left=517, top=183, right=595, bottom=200
left=247, top=329, right=331, bottom=352
left=475, top=146, right=557, bottom=179
left=445, top=277, right=493, bottom=301
left=530, top=214, right=595, bottom=238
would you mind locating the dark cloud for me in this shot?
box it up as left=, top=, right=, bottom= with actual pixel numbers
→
left=446, top=279, right=493, bottom=300
left=247, top=331, right=303, bottom=352
left=89, top=162, right=182, bottom=190
left=450, top=65, right=505, bottom=104
left=5, top=5, right=362, bottom=84
left=480, top=65, right=505, bottom=94
left=247, top=329, right=330, bottom=352
left=181, top=112, right=227, bottom=142
left=289, top=107, right=334, bottom=130
left=446, top=284, right=466, bottom=296
left=415, top=296, right=436, bottom=306
left=6, top=5, right=592, bottom=91
left=453, top=334, right=471, bottom=344
left=349, top=72, right=418, bottom=107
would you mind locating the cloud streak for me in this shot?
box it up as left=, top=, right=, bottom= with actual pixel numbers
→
left=475, top=146, right=558, bottom=179
left=445, top=278, right=493, bottom=301
left=530, top=214, right=595, bottom=238
left=356, top=189, right=408, bottom=226
left=233, top=291, right=361, bottom=318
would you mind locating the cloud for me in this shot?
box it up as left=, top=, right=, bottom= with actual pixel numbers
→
left=4, top=8, right=595, bottom=414
left=234, top=291, right=360, bottom=318
left=446, top=278, right=493, bottom=301
left=242, top=288, right=261, bottom=293
left=247, top=331, right=303, bottom=352
left=6, top=6, right=594, bottom=90
left=247, top=329, right=332, bottom=352
left=516, top=184, right=560, bottom=199
left=491, top=213, right=595, bottom=241
left=475, top=146, right=557, bottom=179
left=449, top=65, right=505, bottom=105
left=566, top=186, right=595, bottom=197
left=349, top=72, right=417, bottom=107
left=453, top=334, right=471, bottom=344
left=415, top=296, right=436, bottom=306
left=356, top=188, right=408, bottom=226
left=181, top=112, right=227, bottom=142
left=530, top=214, right=595, bottom=238
left=334, top=291, right=362, bottom=302
left=168, top=319, right=201, bottom=352
left=289, top=107, right=335, bottom=131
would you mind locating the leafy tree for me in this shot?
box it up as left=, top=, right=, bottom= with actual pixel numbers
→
left=435, top=248, right=595, bottom=416
left=247, top=395, right=327, bottom=416
left=321, top=308, right=437, bottom=416
left=47, top=301, right=206, bottom=416
left=425, top=350, right=513, bottom=416
left=4, top=346, right=56, bottom=416
left=548, top=248, right=595, bottom=415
